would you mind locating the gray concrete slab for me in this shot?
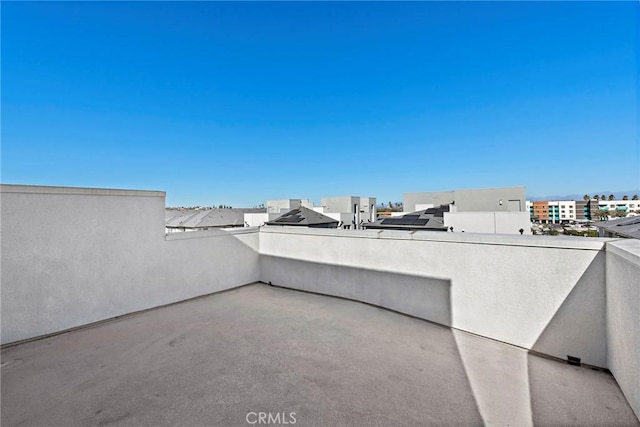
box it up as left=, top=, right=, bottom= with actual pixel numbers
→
left=2, top=283, right=638, bottom=427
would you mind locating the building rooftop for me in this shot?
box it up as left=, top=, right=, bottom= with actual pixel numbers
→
left=594, top=216, right=640, bottom=239
left=364, top=206, right=449, bottom=231
left=265, top=206, right=339, bottom=228
left=3, top=184, right=639, bottom=425
left=2, top=284, right=637, bottom=427
left=165, top=208, right=263, bottom=229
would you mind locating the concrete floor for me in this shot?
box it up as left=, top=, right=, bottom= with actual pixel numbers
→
left=2, top=283, right=638, bottom=427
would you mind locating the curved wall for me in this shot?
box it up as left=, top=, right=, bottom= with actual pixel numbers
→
left=260, top=227, right=608, bottom=367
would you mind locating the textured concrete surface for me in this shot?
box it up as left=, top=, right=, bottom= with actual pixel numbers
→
left=259, top=226, right=610, bottom=367
left=606, top=239, right=640, bottom=420
left=2, top=284, right=638, bottom=427
left=1, top=184, right=259, bottom=344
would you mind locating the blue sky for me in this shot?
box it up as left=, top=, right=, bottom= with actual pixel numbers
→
left=2, top=2, right=637, bottom=207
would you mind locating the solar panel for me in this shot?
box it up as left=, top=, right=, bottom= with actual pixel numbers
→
left=380, top=216, right=431, bottom=226
left=381, top=218, right=401, bottom=225
left=275, top=215, right=303, bottom=223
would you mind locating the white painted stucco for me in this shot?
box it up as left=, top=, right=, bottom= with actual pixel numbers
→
left=605, top=239, right=640, bottom=420
left=259, top=227, right=608, bottom=366
left=1, top=184, right=638, bottom=419
left=0, top=185, right=259, bottom=344
left=443, top=211, right=532, bottom=235
left=244, top=212, right=269, bottom=227
left=404, top=187, right=525, bottom=213
left=415, top=203, right=434, bottom=211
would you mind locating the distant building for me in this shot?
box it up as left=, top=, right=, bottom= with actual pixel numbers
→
left=401, top=187, right=530, bottom=235
left=244, top=212, right=269, bottom=227
left=265, top=206, right=339, bottom=228
left=527, top=199, right=634, bottom=223
left=404, top=186, right=526, bottom=213
left=597, top=199, right=639, bottom=217
left=575, top=200, right=601, bottom=221
left=320, top=196, right=377, bottom=229
left=265, top=196, right=377, bottom=230
left=266, top=199, right=314, bottom=219
left=364, top=205, right=448, bottom=232
left=530, top=201, right=551, bottom=222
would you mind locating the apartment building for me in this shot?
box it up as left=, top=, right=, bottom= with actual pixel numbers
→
left=528, top=198, right=630, bottom=223
left=597, top=199, right=638, bottom=214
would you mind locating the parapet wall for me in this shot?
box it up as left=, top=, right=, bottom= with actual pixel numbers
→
left=605, top=239, right=640, bottom=420
left=0, top=185, right=259, bottom=344
left=0, top=185, right=611, bottom=364
left=260, top=227, right=609, bottom=367
left=2, top=184, right=638, bottom=418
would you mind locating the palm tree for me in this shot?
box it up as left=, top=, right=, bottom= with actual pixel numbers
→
left=601, top=194, right=606, bottom=200
left=594, top=195, right=600, bottom=201
left=633, top=195, right=639, bottom=200
left=613, top=209, right=627, bottom=218
left=608, top=194, right=615, bottom=201
left=583, top=194, right=590, bottom=201
left=623, top=195, right=629, bottom=200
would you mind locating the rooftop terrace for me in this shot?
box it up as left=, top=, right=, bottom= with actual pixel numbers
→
left=3, top=284, right=638, bottom=426
left=1, top=184, right=639, bottom=425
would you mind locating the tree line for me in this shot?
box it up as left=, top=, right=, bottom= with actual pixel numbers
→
left=583, top=194, right=638, bottom=201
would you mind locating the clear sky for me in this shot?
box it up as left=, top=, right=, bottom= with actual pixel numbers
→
left=2, top=1, right=638, bottom=207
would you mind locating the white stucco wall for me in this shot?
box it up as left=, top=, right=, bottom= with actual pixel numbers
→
left=324, top=212, right=343, bottom=223
left=244, top=213, right=269, bottom=227
left=605, top=239, right=640, bottom=420
left=261, top=256, right=452, bottom=325
left=3, top=184, right=638, bottom=418
left=259, top=227, right=609, bottom=366
left=415, top=203, right=434, bottom=211
left=321, top=196, right=357, bottom=215
left=266, top=199, right=302, bottom=214
left=0, top=185, right=260, bottom=344
left=404, top=187, right=525, bottom=213
left=444, top=211, right=532, bottom=235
